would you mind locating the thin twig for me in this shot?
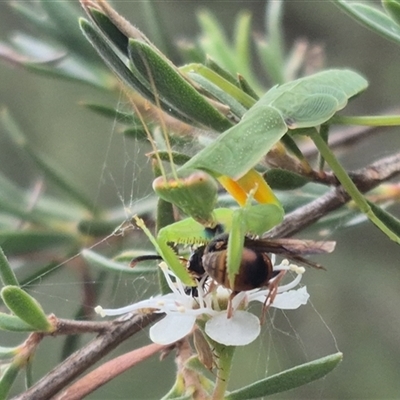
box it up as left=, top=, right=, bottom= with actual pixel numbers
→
left=12, top=313, right=161, bottom=400
left=266, top=151, right=400, bottom=238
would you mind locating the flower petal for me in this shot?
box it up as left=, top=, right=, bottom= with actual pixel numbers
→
left=150, top=314, right=196, bottom=345
left=205, top=310, right=260, bottom=346
left=272, top=286, right=309, bottom=309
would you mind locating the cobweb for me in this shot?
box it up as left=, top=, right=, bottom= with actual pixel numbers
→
left=20, top=92, right=341, bottom=400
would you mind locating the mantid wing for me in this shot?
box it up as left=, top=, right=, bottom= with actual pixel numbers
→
left=256, top=69, right=368, bottom=128
left=181, top=105, right=287, bottom=180
left=258, top=69, right=367, bottom=109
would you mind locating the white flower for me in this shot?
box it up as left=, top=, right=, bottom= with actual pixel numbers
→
left=95, top=259, right=309, bottom=346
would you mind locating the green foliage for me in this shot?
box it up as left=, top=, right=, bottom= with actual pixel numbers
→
left=1, top=286, right=52, bottom=332
left=1, top=0, right=400, bottom=398
left=333, top=0, right=400, bottom=45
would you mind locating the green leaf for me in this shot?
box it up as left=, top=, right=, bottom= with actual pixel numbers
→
left=0, top=313, right=36, bottom=332
left=128, top=40, right=232, bottom=131
left=264, top=169, right=310, bottom=190
left=186, top=72, right=247, bottom=119
left=81, top=102, right=138, bottom=124
left=197, top=11, right=237, bottom=75
left=82, top=249, right=157, bottom=274
left=382, top=0, right=400, bottom=27
left=1, top=286, right=53, bottom=332
left=87, top=8, right=130, bottom=57
left=233, top=11, right=260, bottom=91
left=0, top=231, right=77, bottom=255
left=180, top=63, right=255, bottom=109
left=367, top=200, right=400, bottom=238
left=205, top=57, right=239, bottom=87
left=79, top=19, right=194, bottom=125
left=260, top=0, right=285, bottom=84
left=0, top=247, right=19, bottom=287
left=0, top=346, right=19, bottom=360
left=237, top=74, right=260, bottom=100
left=0, top=109, right=96, bottom=213
left=0, top=362, right=21, bottom=400
left=226, top=352, right=343, bottom=399
left=333, top=0, right=400, bottom=45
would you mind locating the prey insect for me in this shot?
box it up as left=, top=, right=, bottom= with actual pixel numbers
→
left=131, top=231, right=335, bottom=316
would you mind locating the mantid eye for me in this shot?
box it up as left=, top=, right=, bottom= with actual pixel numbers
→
left=153, top=169, right=218, bottom=226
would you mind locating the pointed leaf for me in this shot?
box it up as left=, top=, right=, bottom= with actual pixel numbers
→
left=367, top=200, right=400, bottom=239
left=0, top=362, right=21, bottom=400
left=82, top=249, right=157, bottom=274
left=226, top=352, right=343, bottom=399
left=264, top=168, right=310, bottom=190
left=186, top=72, right=247, bottom=119
left=79, top=19, right=200, bottom=125
left=128, top=40, right=232, bottom=131
left=180, top=63, right=255, bottom=109
left=0, top=231, right=77, bottom=255
left=197, top=11, right=237, bottom=75
left=81, top=102, right=138, bottom=124
left=0, top=313, right=36, bottom=332
left=0, top=346, right=19, bottom=360
left=1, top=286, right=53, bottom=332
left=333, top=0, right=400, bottom=44
left=0, top=247, right=19, bottom=287
left=87, top=7, right=129, bottom=56
left=383, top=0, right=400, bottom=27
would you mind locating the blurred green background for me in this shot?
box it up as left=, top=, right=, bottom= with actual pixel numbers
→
left=1, top=1, right=400, bottom=399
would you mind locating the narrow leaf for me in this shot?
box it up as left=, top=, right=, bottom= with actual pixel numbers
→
left=0, top=362, right=20, bottom=400
left=383, top=0, right=400, bottom=27
left=82, top=249, right=157, bottom=274
left=79, top=19, right=202, bottom=125
left=1, top=286, right=53, bottom=332
left=128, top=40, right=232, bottom=131
left=333, top=0, right=400, bottom=45
left=0, top=346, right=19, bottom=360
left=226, top=352, right=343, bottom=399
left=264, top=168, right=310, bottom=190
left=0, top=313, right=36, bottom=332
left=0, top=247, right=19, bottom=287
left=367, top=200, right=400, bottom=238
left=0, top=231, right=77, bottom=255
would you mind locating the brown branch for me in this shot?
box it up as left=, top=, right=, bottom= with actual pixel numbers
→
left=266, top=151, right=400, bottom=238
left=12, top=313, right=161, bottom=400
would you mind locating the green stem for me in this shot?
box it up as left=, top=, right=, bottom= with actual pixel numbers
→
left=212, top=345, right=235, bottom=400
left=331, top=114, right=400, bottom=126
left=309, top=130, right=400, bottom=244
